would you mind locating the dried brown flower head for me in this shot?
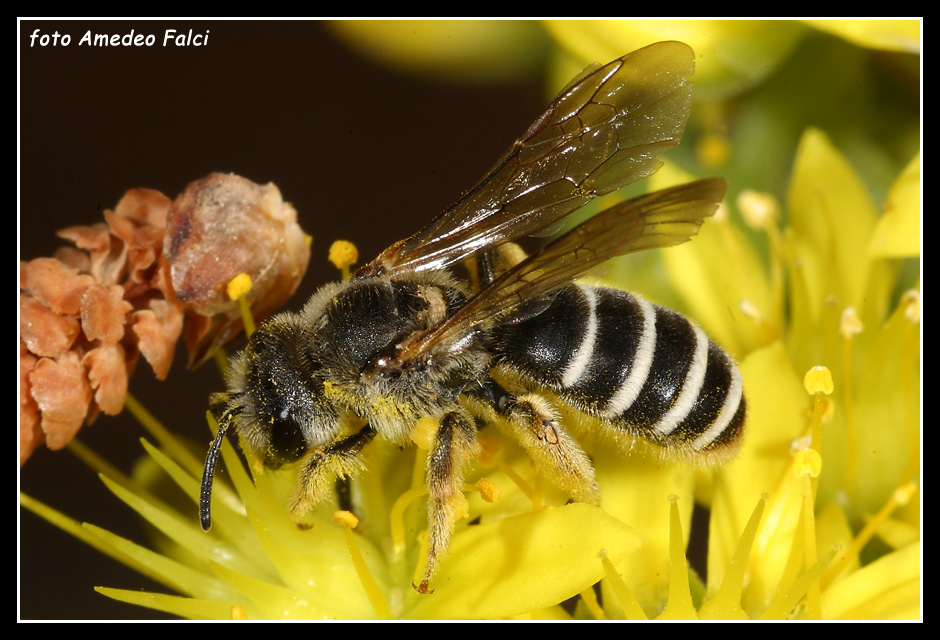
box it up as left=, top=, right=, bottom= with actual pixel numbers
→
left=165, top=173, right=311, bottom=367
left=19, top=174, right=310, bottom=465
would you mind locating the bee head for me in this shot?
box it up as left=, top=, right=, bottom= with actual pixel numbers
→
left=199, top=314, right=340, bottom=532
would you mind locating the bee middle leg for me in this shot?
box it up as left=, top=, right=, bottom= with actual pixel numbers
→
left=288, top=423, right=377, bottom=519
left=417, top=411, right=480, bottom=594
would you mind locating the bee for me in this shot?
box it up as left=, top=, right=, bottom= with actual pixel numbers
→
left=200, top=41, right=745, bottom=594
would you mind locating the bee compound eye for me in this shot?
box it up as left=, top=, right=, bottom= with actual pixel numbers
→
left=267, top=411, right=308, bottom=465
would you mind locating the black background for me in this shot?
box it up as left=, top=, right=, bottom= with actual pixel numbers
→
left=19, top=20, right=547, bottom=620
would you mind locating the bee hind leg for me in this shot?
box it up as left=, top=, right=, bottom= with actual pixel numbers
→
left=416, top=411, right=480, bottom=594
left=498, top=392, right=599, bottom=505
left=287, top=423, right=377, bottom=520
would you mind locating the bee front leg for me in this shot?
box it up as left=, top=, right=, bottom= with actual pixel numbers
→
left=499, top=392, right=599, bottom=505
left=288, top=423, right=377, bottom=519
left=417, top=411, right=480, bottom=594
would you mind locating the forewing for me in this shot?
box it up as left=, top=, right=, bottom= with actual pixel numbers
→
left=398, top=178, right=728, bottom=360
left=362, top=41, right=696, bottom=276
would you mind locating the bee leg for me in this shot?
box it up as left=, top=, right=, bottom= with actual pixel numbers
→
left=417, top=411, right=480, bottom=594
left=469, top=243, right=530, bottom=291
left=287, top=423, right=377, bottom=519
left=500, top=392, right=599, bottom=505
left=475, top=249, right=498, bottom=288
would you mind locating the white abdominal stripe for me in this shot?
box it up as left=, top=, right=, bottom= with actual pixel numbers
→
left=493, top=284, right=745, bottom=454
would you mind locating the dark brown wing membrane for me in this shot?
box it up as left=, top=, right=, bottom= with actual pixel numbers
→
left=359, top=41, right=696, bottom=277
left=398, top=178, right=727, bottom=361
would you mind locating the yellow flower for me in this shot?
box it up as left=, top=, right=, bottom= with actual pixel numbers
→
left=22, top=392, right=642, bottom=619
left=21, top=133, right=919, bottom=619
left=599, top=130, right=920, bottom=619
left=20, top=21, right=920, bottom=620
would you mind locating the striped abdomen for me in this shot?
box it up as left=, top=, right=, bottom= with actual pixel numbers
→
left=491, top=284, right=745, bottom=456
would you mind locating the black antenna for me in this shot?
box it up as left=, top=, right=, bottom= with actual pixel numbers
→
left=199, top=415, right=231, bottom=532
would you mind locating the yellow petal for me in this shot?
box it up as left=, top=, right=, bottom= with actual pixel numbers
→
left=246, top=506, right=386, bottom=619
left=869, top=152, right=921, bottom=258
left=96, top=588, right=245, bottom=620
left=787, top=128, right=879, bottom=316
left=814, top=503, right=858, bottom=586
left=805, top=20, right=921, bottom=54
left=821, top=291, right=921, bottom=515
left=602, top=163, right=770, bottom=358
left=327, top=20, right=546, bottom=83
left=821, top=542, right=921, bottom=620
left=404, top=502, right=639, bottom=619
left=707, top=342, right=807, bottom=614
left=662, top=204, right=771, bottom=358
left=543, top=20, right=806, bottom=100
left=595, top=445, right=696, bottom=617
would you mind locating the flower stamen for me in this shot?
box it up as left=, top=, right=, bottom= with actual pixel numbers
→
left=468, top=478, right=500, bottom=503
left=900, top=290, right=920, bottom=483
left=820, top=482, right=917, bottom=590
left=390, top=486, right=428, bottom=555
left=230, top=604, right=248, bottom=620
left=800, top=465, right=822, bottom=618
left=328, top=240, right=359, bottom=280
left=579, top=583, right=606, bottom=620
left=477, top=435, right=539, bottom=506
left=840, top=307, right=863, bottom=498
left=737, top=189, right=785, bottom=327
left=760, top=545, right=839, bottom=620
left=226, top=273, right=256, bottom=336
left=804, top=366, right=833, bottom=454
left=334, top=510, right=393, bottom=620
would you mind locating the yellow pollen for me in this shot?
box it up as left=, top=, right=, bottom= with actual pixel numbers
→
left=902, top=289, right=921, bottom=323
left=230, top=604, right=248, bottom=620
left=803, top=366, right=834, bottom=395
left=739, top=298, right=765, bottom=322
left=226, top=273, right=253, bottom=300
left=477, top=435, right=502, bottom=464
left=696, top=132, right=731, bottom=169
left=472, top=478, right=500, bottom=503
left=794, top=448, right=823, bottom=477
left=839, top=307, right=864, bottom=338
left=328, top=240, right=359, bottom=279
left=333, top=509, right=359, bottom=528
left=737, top=189, right=780, bottom=229
left=450, top=493, right=471, bottom=521
left=411, top=417, right=439, bottom=450
left=893, top=482, right=917, bottom=505
left=790, top=434, right=812, bottom=453
left=336, top=510, right=393, bottom=619
left=226, top=273, right=256, bottom=335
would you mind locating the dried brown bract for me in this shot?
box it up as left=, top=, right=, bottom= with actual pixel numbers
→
left=19, top=174, right=310, bottom=465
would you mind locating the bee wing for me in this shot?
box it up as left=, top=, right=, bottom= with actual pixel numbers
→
left=359, top=41, right=696, bottom=277
left=399, top=178, right=727, bottom=360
